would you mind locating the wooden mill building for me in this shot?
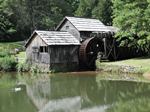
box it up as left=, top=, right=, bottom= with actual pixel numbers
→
left=25, top=16, right=116, bottom=71
left=25, top=31, right=80, bottom=71
left=56, top=16, right=111, bottom=41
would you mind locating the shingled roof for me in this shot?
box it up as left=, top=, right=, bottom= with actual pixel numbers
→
left=25, top=31, right=80, bottom=47
left=56, top=16, right=111, bottom=32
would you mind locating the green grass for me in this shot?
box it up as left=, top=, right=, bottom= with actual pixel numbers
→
left=0, top=42, right=26, bottom=72
left=0, top=41, right=24, bottom=52
left=17, top=52, right=26, bottom=58
left=97, top=57, right=150, bottom=74
left=16, top=52, right=26, bottom=63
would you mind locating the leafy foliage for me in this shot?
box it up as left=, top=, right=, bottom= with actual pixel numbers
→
left=0, top=56, right=17, bottom=71
left=92, top=0, right=113, bottom=25
left=0, top=42, right=24, bottom=71
left=112, top=0, right=150, bottom=54
left=0, top=0, right=150, bottom=55
left=0, top=50, right=10, bottom=57
left=17, top=62, right=30, bottom=72
left=75, top=0, right=113, bottom=25
left=0, top=0, right=112, bottom=41
left=75, top=0, right=97, bottom=17
left=0, top=0, right=16, bottom=41
left=0, top=0, right=79, bottom=41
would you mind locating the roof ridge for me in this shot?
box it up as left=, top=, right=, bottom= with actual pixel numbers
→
left=25, top=30, right=80, bottom=47
left=65, top=16, right=99, bottom=20
left=56, top=16, right=111, bottom=32
left=35, top=30, right=68, bottom=32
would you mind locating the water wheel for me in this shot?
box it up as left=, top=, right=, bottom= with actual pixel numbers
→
left=79, top=37, right=104, bottom=69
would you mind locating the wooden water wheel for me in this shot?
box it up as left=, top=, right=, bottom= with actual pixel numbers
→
left=79, top=37, right=104, bottom=69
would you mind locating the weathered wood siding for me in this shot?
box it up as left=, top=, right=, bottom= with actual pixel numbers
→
left=59, top=21, right=81, bottom=41
left=58, top=20, right=93, bottom=41
left=26, top=35, right=50, bottom=65
left=50, top=46, right=79, bottom=63
left=49, top=45, right=79, bottom=71
left=26, top=32, right=80, bottom=71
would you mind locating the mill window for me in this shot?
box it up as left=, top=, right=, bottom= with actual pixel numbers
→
left=40, top=46, right=48, bottom=53
left=66, top=26, right=69, bottom=30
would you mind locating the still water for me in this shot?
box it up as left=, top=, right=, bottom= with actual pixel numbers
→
left=0, top=72, right=150, bottom=112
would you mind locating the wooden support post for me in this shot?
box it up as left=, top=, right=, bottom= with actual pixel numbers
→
left=103, top=35, right=107, bottom=57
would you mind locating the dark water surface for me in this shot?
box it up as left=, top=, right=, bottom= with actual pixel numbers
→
left=0, top=72, right=150, bottom=112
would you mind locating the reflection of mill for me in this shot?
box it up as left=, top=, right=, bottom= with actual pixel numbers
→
left=23, top=74, right=150, bottom=112
left=24, top=75, right=110, bottom=112
left=24, top=75, right=79, bottom=112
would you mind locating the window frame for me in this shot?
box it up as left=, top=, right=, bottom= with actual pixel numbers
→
left=39, top=46, right=48, bottom=53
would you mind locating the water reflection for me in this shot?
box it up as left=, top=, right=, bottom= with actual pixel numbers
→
left=0, top=87, right=37, bottom=112
left=18, top=73, right=150, bottom=112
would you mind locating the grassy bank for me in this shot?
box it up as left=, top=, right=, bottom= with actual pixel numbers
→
left=0, top=42, right=48, bottom=73
left=0, top=41, right=24, bottom=51
left=0, top=42, right=25, bottom=72
left=96, top=57, right=150, bottom=74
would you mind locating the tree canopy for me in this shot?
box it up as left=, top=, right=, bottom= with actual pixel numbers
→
left=112, top=0, right=150, bottom=54
left=0, top=0, right=150, bottom=54
left=75, top=0, right=112, bottom=25
left=0, top=0, right=79, bottom=41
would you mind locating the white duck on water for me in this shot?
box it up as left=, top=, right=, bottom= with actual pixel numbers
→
left=11, top=87, right=22, bottom=92
left=12, top=83, right=24, bottom=92
left=14, top=87, right=22, bottom=92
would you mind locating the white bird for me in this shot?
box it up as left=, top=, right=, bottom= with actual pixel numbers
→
left=14, top=87, right=22, bottom=92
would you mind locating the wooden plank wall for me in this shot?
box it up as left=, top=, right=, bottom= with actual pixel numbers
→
left=26, top=35, right=50, bottom=64
left=50, top=46, right=79, bottom=63
left=59, top=21, right=81, bottom=41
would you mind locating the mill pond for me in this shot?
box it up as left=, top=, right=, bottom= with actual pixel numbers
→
left=0, top=72, right=150, bottom=112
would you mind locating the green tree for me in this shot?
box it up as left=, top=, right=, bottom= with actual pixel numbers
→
left=112, top=0, right=150, bottom=54
left=0, top=0, right=77, bottom=41
left=24, top=0, right=79, bottom=32
left=92, top=0, right=113, bottom=25
left=75, top=0, right=98, bottom=17
left=75, top=0, right=112, bottom=25
left=0, top=0, right=16, bottom=41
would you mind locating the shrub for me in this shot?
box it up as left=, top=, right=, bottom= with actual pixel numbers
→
left=17, top=62, right=30, bottom=72
left=0, top=56, right=17, bottom=71
left=30, top=65, right=41, bottom=73
left=0, top=50, right=11, bottom=57
left=17, top=63, right=42, bottom=73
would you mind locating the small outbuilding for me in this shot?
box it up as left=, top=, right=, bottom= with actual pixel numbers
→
left=25, top=31, right=80, bottom=71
